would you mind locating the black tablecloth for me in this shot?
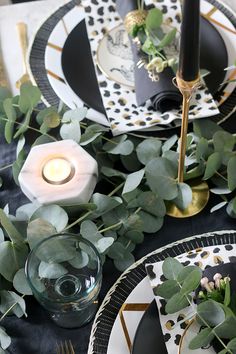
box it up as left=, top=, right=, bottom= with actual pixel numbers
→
left=0, top=113, right=236, bottom=354
left=0, top=2, right=235, bottom=353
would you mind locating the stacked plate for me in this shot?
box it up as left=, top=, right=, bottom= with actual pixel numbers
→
left=28, top=0, right=236, bottom=132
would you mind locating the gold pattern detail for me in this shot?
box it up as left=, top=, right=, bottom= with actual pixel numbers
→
left=0, top=57, right=8, bottom=87
left=195, top=248, right=203, bottom=253
left=194, top=261, right=203, bottom=269
left=46, top=70, right=66, bottom=83
left=119, top=303, right=150, bottom=353
left=205, top=7, right=217, bottom=18
left=107, top=101, right=115, bottom=106
left=47, top=42, right=63, bottom=52
left=62, top=18, right=69, bottom=36
left=202, top=14, right=236, bottom=34
left=214, top=255, right=223, bottom=264
left=201, top=251, right=210, bottom=259
left=165, top=320, right=175, bottom=330
left=124, top=10, right=147, bottom=34
left=111, top=123, right=118, bottom=129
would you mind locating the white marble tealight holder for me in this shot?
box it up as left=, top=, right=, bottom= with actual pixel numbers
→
left=18, top=140, right=98, bottom=205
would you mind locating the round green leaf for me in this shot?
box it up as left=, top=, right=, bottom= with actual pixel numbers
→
left=145, top=157, right=178, bottom=200
left=162, top=257, right=184, bottom=280
left=154, top=279, right=179, bottom=299
left=0, top=241, right=28, bottom=282
left=0, top=326, right=11, bottom=350
left=122, top=169, right=144, bottom=194
left=227, top=156, right=236, bottom=191
left=114, top=252, right=135, bottom=272
left=137, top=191, right=166, bottom=217
left=165, top=292, right=190, bottom=313
left=173, top=183, right=192, bottom=210
left=27, top=218, right=57, bottom=250
left=38, top=261, right=68, bottom=279
left=13, top=268, right=32, bottom=295
left=138, top=211, right=163, bottom=233
left=31, top=205, right=68, bottom=232
left=197, top=300, right=225, bottom=327
left=136, top=138, right=162, bottom=165
left=145, top=8, right=163, bottom=30
left=203, top=152, right=222, bottom=180
left=189, top=327, right=214, bottom=350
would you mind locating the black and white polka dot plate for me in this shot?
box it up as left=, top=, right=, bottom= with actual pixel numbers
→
left=87, top=230, right=236, bottom=354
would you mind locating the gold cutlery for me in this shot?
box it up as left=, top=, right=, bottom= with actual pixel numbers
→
left=16, top=22, right=30, bottom=88
left=0, top=44, right=9, bottom=87
left=56, top=340, right=75, bottom=354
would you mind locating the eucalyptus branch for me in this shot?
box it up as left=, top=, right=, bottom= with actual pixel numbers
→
left=0, top=117, right=57, bottom=141
left=0, top=295, right=25, bottom=322
left=0, top=163, right=13, bottom=172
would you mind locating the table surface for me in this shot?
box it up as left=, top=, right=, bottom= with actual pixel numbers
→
left=0, top=0, right=236, bottom=353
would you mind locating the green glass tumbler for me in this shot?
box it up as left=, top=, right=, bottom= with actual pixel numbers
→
left=25, top=233, right=102, bottom=328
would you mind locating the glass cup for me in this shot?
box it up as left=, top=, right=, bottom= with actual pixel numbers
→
left=25, top=233, right=102, bottom=328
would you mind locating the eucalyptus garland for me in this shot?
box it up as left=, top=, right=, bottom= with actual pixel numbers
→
left=0, top=82, right=236, bottom=351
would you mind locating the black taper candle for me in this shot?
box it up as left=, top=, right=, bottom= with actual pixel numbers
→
left=179, top=0, right=200, bottom=81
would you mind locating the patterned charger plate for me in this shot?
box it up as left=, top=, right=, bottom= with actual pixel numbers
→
left=27, top=0, right=236, bottom=131
left=87, top=230, right=236, bottom=354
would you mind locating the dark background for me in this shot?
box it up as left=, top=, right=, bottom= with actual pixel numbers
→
left=1, top=0, right=236, bottom=353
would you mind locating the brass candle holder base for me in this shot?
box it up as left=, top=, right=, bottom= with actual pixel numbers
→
left=168, top=73, right=209, bottom=218
left=166, top=179, right=210, bottom=218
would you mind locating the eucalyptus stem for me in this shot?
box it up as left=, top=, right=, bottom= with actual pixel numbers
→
left=0, top=117, right=57, bottom=142
left=0, top=163, right=13, bottom=172
left=63, top=182, right=125, bottom=231
left=108, top=182, right=125, bottom=197
left=0, top=295, right=25, bottom=322
left=177, top=281, right=232, bottom=353
left=99, top=221, right=122, bottom=234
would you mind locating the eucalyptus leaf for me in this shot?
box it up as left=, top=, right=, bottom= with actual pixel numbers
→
left=193, top=119, right=223, bottom=139
left=162, top=135, right=178, bottom=153
left=227, top=156, right=236, bottom=191
left=33, top=135, right=55, bottom=146
left=102, top=205, right=128, bottom=228
left=62, top=107, right=87, bottom=122
left=213, top=131, right=235, bottom=152
left=0, top=241, right=28, bottom=281
left=31, top=205, right=68, bottom=232
left=0, top=229, right=4, bottom=243
left=189, top=327, right=214, bottom=350
left=197, top=300, right=225, bottom=327
left=80, top=220, right=101, bottom=242
left=173, top=183, right=192, bottom=210
left=18, top=83, right=41, bottom=113
left=165, top=292, right=190, bottom=313
left=136, top=191, right=166, bottom=217
left=158, top=28, right=177, bottom=49
left=145, top=8, right=163, bottom=30
left=0, top=290, right=26, bottom=318
left=38, top=261, right=68, bottom=279
left=226, top=197, right=236, bottom=218
left=13, top=268, right=32, bottom=295
left=121, top=151, right=142, bottom=172
left=227, top=338, right=236, bottom=351
left=210, top=201, right=227, bottom=213
left=177, top=265, right=201, bottom=283
left=162, top=257, right=184, bottom=280
left=138, top=211, right=163, bottom=233
left=16, top=135, right=25, bottom=158
left=114, top=251, right=135, bottom=271
left=3, top=97, right=17, bottom=143
left=122, top=169, right=144, bottom=194
left=145, top=157, right=178, bottom=200
left=0, top=326, right=11, bottom=350
left=16, top=203, right=39, bottom=221
left=123, top=213, right=143, bottom=232
left=96, top=237, right=114, bottom=254
left=36, top=107, right=58, bottom=125
left=0, top=209, right=24, bottom=244
left=180, top=269, right=202, bottom=294
left=60, top=119, right=81, bottom=143
left=43, top=111, right=60, bottom=128
left=203, top=152, right=222, bottom=180
left=108, top=242, right=126, bottom=260
left=214, top=316, right=236, bottom=339
left=27, top=218, right=57, bottom=250
left=101, top=167, right=127, bottom=179
left=154, top=279, right=180, bottom=299
left=136, top=138, right=162, bottom=165
left=69, top=251, right=89, bottom=269
left=124, top=230, right=144, bottom=244
left=103, top=135, right=134, bottom=155
left=14, top=109, right=32, bottom=139
left=91, top=193, right=122, bottom=218
left=196, top=137, right=209, bottom=162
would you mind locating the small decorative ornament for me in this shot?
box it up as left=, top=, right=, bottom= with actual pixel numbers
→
left=18, top=140, right=98, bottom=205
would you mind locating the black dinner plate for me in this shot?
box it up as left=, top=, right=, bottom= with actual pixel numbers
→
left=61, top=16, right=228, bottom=115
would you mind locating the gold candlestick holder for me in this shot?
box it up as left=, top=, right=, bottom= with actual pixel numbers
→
left=167, top=73, right=209, bottom=218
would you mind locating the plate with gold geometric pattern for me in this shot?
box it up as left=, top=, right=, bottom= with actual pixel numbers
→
left=88, top=231, right=236, bottom=354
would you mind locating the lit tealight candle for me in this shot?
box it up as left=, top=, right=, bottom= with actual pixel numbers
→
left=42, top=158, right=75, bottom=185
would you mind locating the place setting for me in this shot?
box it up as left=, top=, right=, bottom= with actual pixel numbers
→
left=0, top=0, right=236, bottom=353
